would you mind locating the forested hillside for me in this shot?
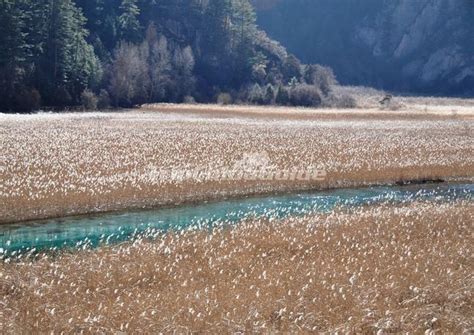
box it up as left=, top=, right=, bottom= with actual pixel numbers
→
left=0, top=0, right=339, bottom=112
left=255, top=0, right=474, bottom=96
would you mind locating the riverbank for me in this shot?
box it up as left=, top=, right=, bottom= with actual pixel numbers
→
left=1, top=103, right=473, bottom=223
left=1, top=200, right=472, bottom=333
left=2, top=183, right=471, bottom=254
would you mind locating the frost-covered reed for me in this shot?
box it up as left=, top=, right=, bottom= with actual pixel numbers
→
left=1, top=106, right=472, bottom=223
left=1, top=201, right=472, bottom=333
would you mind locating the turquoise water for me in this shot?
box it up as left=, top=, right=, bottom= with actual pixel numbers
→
left=0, top=183, right=472, bottom=255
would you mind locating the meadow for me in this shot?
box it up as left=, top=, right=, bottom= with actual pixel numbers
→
left=1, top=200, right=472, bottom=333
left=1, top=100, right=473, bottom=223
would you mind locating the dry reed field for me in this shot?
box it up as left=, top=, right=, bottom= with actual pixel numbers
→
left=1, top=102, right=473, bottom=223
left=1, top=200, right=472, bottom=333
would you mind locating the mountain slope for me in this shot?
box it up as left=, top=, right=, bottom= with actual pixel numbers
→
left=255, top=0, right=474, bottom=96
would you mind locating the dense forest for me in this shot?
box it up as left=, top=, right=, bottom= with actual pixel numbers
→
left=0, top=0, right=342, bottom=113
left=255, top=0, right=474, bottom=96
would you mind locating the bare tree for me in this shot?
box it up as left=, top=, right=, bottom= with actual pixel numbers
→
left=108, top=42, right=149, bottom=106
left=145, top=24, right=172, bottom=101
left=171, top=45, right=196, bottom=101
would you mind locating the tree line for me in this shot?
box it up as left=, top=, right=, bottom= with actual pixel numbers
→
left=0, top=0, right=347, bottom=113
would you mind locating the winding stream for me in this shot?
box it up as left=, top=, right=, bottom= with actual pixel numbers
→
left=0, top=183, right=472, bottom=255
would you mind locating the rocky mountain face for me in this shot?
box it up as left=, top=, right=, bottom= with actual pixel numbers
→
left=254, top=0, right=474, bottom=96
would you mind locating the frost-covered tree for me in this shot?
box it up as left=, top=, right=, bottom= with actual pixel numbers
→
left=118, top=0, right=141, bottom=42
left=108, top=42, right=148, bottom=106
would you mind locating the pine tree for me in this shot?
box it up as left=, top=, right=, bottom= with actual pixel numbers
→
left=68, top=5, right=102, bottom=98
left=32, top=0, right=101, bottom=105
left=0, top=0, right=28, bottom=109
left=198, top=0, right=233, bottom=87
left=204, top=0, right=232, bottom=52
left=230, top=0, right=257, bottom=85
left=75, top=0, right=121, bottom=56
left=283, top=55, right=302, bottom=82
left=230, top=0, right=256, bottom=48
left=0, top=1, right=27, bottom=68
left=118, top=0, right=141, bottom=43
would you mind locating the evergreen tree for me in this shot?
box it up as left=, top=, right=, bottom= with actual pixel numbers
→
left=263, top=84, right=275, bottom=104
left=32, top=0, right=100, bottom=105
left=0, top=1, right=26, bottom=71
left=230, top=0, right=257, bottom=85
left=0, top=1, right=35, bottom=110
left=197, top=0, right=233, bottom=87
left=75, top=0, right=121, bottom=56
left=68, top=6, right=102, bottom=97
left=118, top=0, right=141, bottom=43
left=0, top=0, right=314, bottom=111
left=275, top=85, right=289, bottom=105
left=283, top=55, right=302, bottom=82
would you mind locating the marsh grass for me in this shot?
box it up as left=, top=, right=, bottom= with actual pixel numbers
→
left=1, top=105, right=473, bottom=223
left=1, top=201, right=473, bottom=333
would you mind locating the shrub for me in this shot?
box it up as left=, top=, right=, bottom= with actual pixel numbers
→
left=304, top=64, right=336, bottom=95
left=217, top=93, right=232, bottom=105
left=380, top=99, right=403, bottom=111
left=288, top=77, right=299, bottom=89
left=81, top=89, right=98, bottom=110
left=248, top=84, right=265, bottom=105
left=13, top=88, right=41, bottom=112
left=55, top=87, right=72, bottom=107
left=266, top=67, right=283, bottom=85
left=289, top=84, right=322, bottom=107
left=263, top=84, right=275, bottom=105
left=97, top=89, right=111, bottom=109
left=337, top=94, right=357, bottom=108
left=183, top=95, right=196, bottom=104
left=323, top=93, right=357, bottom=108
left=283, top=54, right=302, bottom=81
left=251, top=64, right=267, bottom=84
left=275, top=85, right=290, bottom=105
